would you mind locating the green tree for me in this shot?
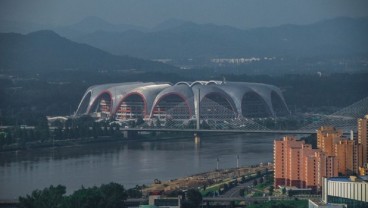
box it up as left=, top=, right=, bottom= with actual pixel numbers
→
left=136, top=117, right=144, bottom=126
left=100, top=182, right=127, bottom=207
left=259, top=177, right=264, bottom=184
left=268, top=186, right=274, bottom=196
left=241, top=175, right=246, bottom=183
left=18, top=185, right=66, bottom=208
left=223, top=183, right=229, bottom=191
left=35, top=116, right=50, bottom=141
left=166, top=190, right=184, bottom=197
left=186, top=189, right=202, bottom=208
left=127, top=187, right=142, bottom=198
left=282, top=187, right=287, bottom=195
left=239, top=188, right=245, bottom=197
left=288, top=189, right=293, bottom=197
left=253, top=179, right=258, bottom=186
left=64, top=183, right=127, bottom=208
left=64, top=186, right=102, bottom=208
left=265, top=173, right=273, bottom=183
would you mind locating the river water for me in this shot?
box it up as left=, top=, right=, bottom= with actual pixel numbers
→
left=0, top=134, right=283, bottom=199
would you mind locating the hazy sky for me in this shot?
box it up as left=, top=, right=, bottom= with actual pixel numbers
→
left=1, top=0, right=368, bottom=28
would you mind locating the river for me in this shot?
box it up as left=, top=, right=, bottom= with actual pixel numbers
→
left=0, top=133, right=283, bottom=199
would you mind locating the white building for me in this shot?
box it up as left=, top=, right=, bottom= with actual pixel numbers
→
left=321, top=176, right=368, bottom=208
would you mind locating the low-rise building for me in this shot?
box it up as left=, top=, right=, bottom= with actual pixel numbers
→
left=322, top=176, right=368, bottom=208
left=143, top=194, right=181, bottom=208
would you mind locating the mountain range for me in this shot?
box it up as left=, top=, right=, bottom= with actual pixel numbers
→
left=1, top=16, right=367, bottom=74
left=0, top=30, right=175, bottom=72
left=69, top=16, right=368, bottom=59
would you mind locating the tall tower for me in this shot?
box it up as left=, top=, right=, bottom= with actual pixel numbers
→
left=358, top=115, right=368, bottom=165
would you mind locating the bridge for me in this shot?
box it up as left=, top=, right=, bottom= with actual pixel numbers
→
left=122, top=128, right=315, bottom=135
left=117, top=96, right=368, bottom=141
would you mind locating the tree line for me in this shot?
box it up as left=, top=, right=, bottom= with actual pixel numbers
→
left=0, top=115, right=124, bottom=150
left=18, top=183, right=204, bottom=208
left=18, top=183, right=141, bottom=208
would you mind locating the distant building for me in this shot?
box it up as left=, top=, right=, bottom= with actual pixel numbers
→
left=274, top=136, right=338, bottom=192
left=322, top=176, right=368, bottom=208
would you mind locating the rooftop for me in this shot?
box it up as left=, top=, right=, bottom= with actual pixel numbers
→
left=328, top=176, right=368, bottom=183
left=328, top=177, right=351, bottom=182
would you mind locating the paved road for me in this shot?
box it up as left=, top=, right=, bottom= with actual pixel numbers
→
left=220, top=180, right=255, bottom=198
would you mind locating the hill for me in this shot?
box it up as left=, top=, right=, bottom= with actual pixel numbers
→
left=0, top=30, right=176, bottom=72
left=53, top=16, right=147, bottom=39
left=74, top=17, right=368, bottom=59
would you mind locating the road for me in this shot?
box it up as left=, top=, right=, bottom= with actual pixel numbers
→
left=220, top=180, right=255, bottom=198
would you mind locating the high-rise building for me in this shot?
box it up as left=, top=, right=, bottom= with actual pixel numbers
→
left=274, top=136, right=302, bottom=187
left=317, top=126, right=342, bottom=156
left=358, top=115, right=368, bottom=165
left=303, top=151, right=338, bottom=191
left=334, top=140, right=363, bottom=176
left=274, top=136, right=338, bottom=191
left=317, top=126, right=363, bottom=176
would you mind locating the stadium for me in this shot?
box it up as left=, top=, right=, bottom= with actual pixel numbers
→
left=75, top=81, right=289, bottom=122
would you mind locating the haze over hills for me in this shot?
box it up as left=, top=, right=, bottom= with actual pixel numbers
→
left=0, top=30, right=175, bottom=72
left=0, top=19, right=50, bottom=34
left=71, top=16, right=368, bottom=59
left=1, top=16, right=367, bottom=75
left=53, top=16, right=148, bottom=39
left=2, top=16, right=367, bottom=60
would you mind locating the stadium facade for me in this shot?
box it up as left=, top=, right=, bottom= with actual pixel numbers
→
left=75, top=81, right=290, bottom=121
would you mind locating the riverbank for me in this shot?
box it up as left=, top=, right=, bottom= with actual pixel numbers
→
left=143, top=163, right=273, bottom=196
left=0, top=132, right=196, bottom=152
left=0, top=131, right=254, bottom=153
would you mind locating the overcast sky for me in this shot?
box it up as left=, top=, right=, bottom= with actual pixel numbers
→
left=1, top=0, right=368, bottom=29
